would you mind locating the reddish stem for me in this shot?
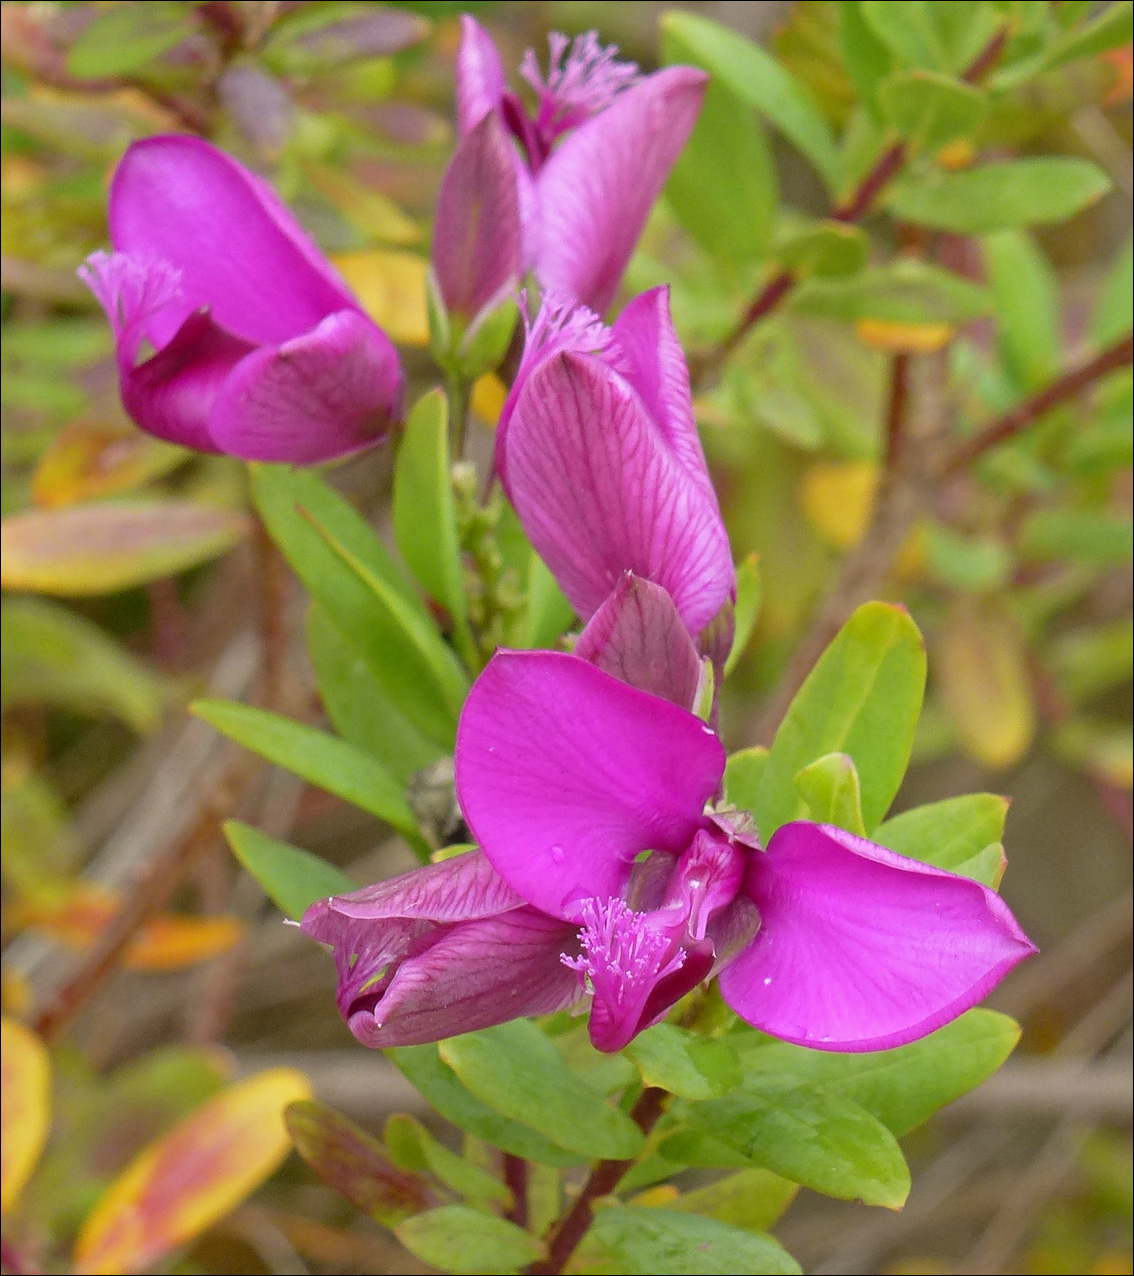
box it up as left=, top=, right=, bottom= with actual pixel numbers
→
left=885, top=352, right=912, bottom=468
left=504, top=1153, right=530, bottom=1229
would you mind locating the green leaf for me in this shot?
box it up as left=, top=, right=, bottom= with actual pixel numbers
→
left=723, top=747, right=769, bottom=816
left=1092, top=234, right=1133, bottom=347
left=388, top=1046, right=582, bottom=1167
left=624, top=1025, right=742, bottom=1101
left=66, top=2, right=195, bottom=78
left=571, top=1204, right=801, bottom=1275
left=861, top=0, right=1000, bottom=73
left=689, top=1084, right=910, bottom=1208
left=754, top=602, right=926, bottom=840
left=794, top=752, right=867, bottom=835
left=667, top=1167, right=799, bottom=1233
left=923, top=522, right=1013, bottom=592
left=661, top=12, right=840, bottom=190
left=511, top=552, right=576, bottom=650
left=395, top=1205, right=543, bottom=1275
left=194, top=700, right=420, bottom=840
left=251, top=464, right=467, bottom=748
left=774, top=221, right=870, bottom=278
left=438, top=1022, right=644, bottom=1161
left=837, top=1, right=895, bottom=117
left=878, top=70, right=987, bottom=152
left=995, top=0, right=1134, bottom=86
left=735, top=1009, right=1021, bottom=1137
left=1, top=596, right=166, bottom=733
left=224, top=821, right=355, bottom=919
left=792, top=259, right=988, bottom=324
left=887, top=159, right=1112, bottom=233
left=983, top=230, right=1060, bottom=390
left=393, top=390, right=467, bottom=633
left=874, top=793, right=1010, bottom=877
left=284, top=1100, right=431, bottom=1226
left=1020, top=509, right=1133, bottom=566
left=657, top=1127, right=753, bottom=1170
left=725, top=554, right=762, bottom=676
left=384, top=1114, right=511, bottom=1207
left=661, top=26, right=778, bottom=268
left=305, top=603, right=441, bottom=785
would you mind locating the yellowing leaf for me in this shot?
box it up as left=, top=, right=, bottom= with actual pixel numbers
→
left=471, top=373, right=508, bottom=427
left=801, top=461, right=924, bottom=575
left=32, top=421, right=187, bottom=509
left=73, top=1068, right=312, bottom=1276
left=1, top=1017, right=51, bottom=1214
left=333, top=249, right=429, bottom=346
left=855, top=318, right=954, bottom=352
left=1, top=502, right=249, bottom=596
left=17, top=883, right=244, bottom=971
left=938, top=600, right=1036, bottom=770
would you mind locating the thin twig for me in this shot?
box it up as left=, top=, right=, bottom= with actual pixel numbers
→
left=884, top=352, right=911, bottom=469
left=504, top=1153, right=530, bottom=1229
left=527, top=1087, right=667, bottom=1276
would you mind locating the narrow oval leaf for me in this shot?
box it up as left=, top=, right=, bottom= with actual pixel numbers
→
left=878, top=70, right=987, bottom=152
left=438, top=1022, right=644, bottom=1161
left=794, top=752, right=867, bottom=835
left=573, top=1203, right=801, bottom=1275
left=792, top=260, right=988, bottom=325
left=755, top=602, right=926, bottom=839
left=72, top=1068, right=312, bottom=1275
left=1, top=502, right=248, bottom=596
left=285, top=1100, right=431, bottom=1226
left=625, top=1024, right=741, bottom=1101
left=874, top=794, right=1010, bottom=876
left=224, top=821, right=356, bottom=920
left=193, top=699, right=420, bottom=839
left=32, top=422, right=187, bottom=509
left=667, top=1167, right=799, bottom=1234
left=395, top=1205, right=544, bottom=1275
left=0, top=1017, right=51, bottom=1214
left=385, top=1113, right=511, bottom=1206
left=983, top=230, right=1061, bottom=390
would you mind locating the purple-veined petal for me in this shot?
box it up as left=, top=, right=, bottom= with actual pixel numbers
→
left=206, top=309, right=403, bottom=462
left=433, top=112, right=522, bottom=320
left=456, top=15, right=507, bottom=137
left=108, top=135, right=359, bottom=348
left=719, top=822, right=1037, bottom=1052
left=533, top=67, right=707, bottom=312
left=501, top=350, right=734, bottom=633
left=455, top=650, right=724, bottom=920
left=575, top=574, right=702, bottom=710
left=345, top=908, right=581, bottom=1048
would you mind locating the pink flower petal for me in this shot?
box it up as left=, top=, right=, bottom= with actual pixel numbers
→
left=456, top=15, right=507, bottom=137
left=719, top=822, right=1036, bottom=1052
left=455, top=650, right=724, bottom=920
left=533, top=67, right=707, bottom=312
left=575, top=574, right=702, bottom=709
left=501, top=350, right=734, bottom=633
left=108, top=135, right=358, bottom=347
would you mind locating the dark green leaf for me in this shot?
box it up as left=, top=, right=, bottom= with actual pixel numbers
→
left=395, top=1205, right=543, bottom=1275
left=224, top=821, right=355, bottom=919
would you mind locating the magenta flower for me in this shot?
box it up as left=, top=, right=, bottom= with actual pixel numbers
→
left=498, top=288, right=735, bottom=640
left=79, top=135, right=403, bottom=463
left=455, top=650, right=1036, bottom=1054
left=455, top=17, right=707, bottom=313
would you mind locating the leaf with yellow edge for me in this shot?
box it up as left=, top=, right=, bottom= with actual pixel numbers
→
left=333, top=250, right=429, bottom=346
left=73, top=1068, right=312, bottom=1275
left=855, top=318, right=954, bottom=352
left=800, top=461, right=925, bottom=576
left=1, top=1017, right=51, bottom=1214
left=31, top=421, right=187, bottom=509
left=16, top=882, right=244, bottom=971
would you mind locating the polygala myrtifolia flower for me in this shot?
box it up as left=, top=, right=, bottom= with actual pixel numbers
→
left=497, top=287, right=735, bottom=647
left=302, top=651, right=1035, bottom=1054
left=80, top=136, right=403, bottom=464
left=454, top=16, right=707, bottom=313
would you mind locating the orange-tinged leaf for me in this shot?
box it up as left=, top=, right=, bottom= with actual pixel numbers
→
left=1, top=1016, right=51, bottom=1214
left=471, top=373, right=507, bottom=427
left=938, top=600, right=1036, bottom=770
left=333, top=249, right=429, bottom=346
left=73, top=1068, right=312, bottom=1275
left=801, top=461, right=925, bottom=575
left=16, top=883, right=244, bottom=971
left=1, top=501, right=249, bottom=596
left=32, top=421, right=187, bottom=509
left=855, top=318, right=954, bottom=353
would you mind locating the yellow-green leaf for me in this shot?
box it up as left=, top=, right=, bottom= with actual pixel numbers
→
left=1, top=1017, right=51, bottom=1214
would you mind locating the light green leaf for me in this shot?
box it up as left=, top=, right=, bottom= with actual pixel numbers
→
left=878, top=70, right=987, bottom=152
left=689, top=1084, right=910, bottom=1208
left=194, top=700, right=420, bottom=839
left=861, top=0, right=1000, bottom=73
left=667, top=1167, right=799, bottom=1233
left=395, top=1206, right=543, bottom=1275
left=923, top=523, right=1013, bottom=592
left=794, top=752, right=867, bottom=835
left=995, top=0, right=1133, bottom=86
left=735, top=1009, right=1021, bottom=1137
left=511, top=552, right=576, bottom=650
left=388, top=1046, right=582, bottom=1167
left=439, top=1022, right=644, bottom=1161
left=792, top=259, right=988, bottom=324
left=725, top=554, right=762, bottom=675
left=1092, top=234, right=1133, bottom=347
left=624, top=1025, right=741, bottom=1101
left=888, top=159, right=1112, bottom=233
left=571, top=1204, right=802, bottom=1275
left=774, top=221, right=870, bottom=278
left=838, top=1, right=895, bottom=117
left=384, top=1115, right=511, bottom=1207
left=1020, top=509, right=1133, bottom=566
left=657, top=1126, right=753, bottom=1170
left=874, top=793, right=1009, bottom=876
left=724, top=747, right=769, bottom=817
left=393, top=390, right=467, bottom=635
left=983, top=230, right=1060, bottom=390
left=754, top=602, right=926, bottom=839
left=224, top=821, right=355, bottom=920
left=66, top=2, right=194, bottom=78
left=660, top=12, right=840, bottom=189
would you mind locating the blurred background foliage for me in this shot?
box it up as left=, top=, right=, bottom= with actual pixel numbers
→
left=0, top=2, right=1130, bottom=1274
